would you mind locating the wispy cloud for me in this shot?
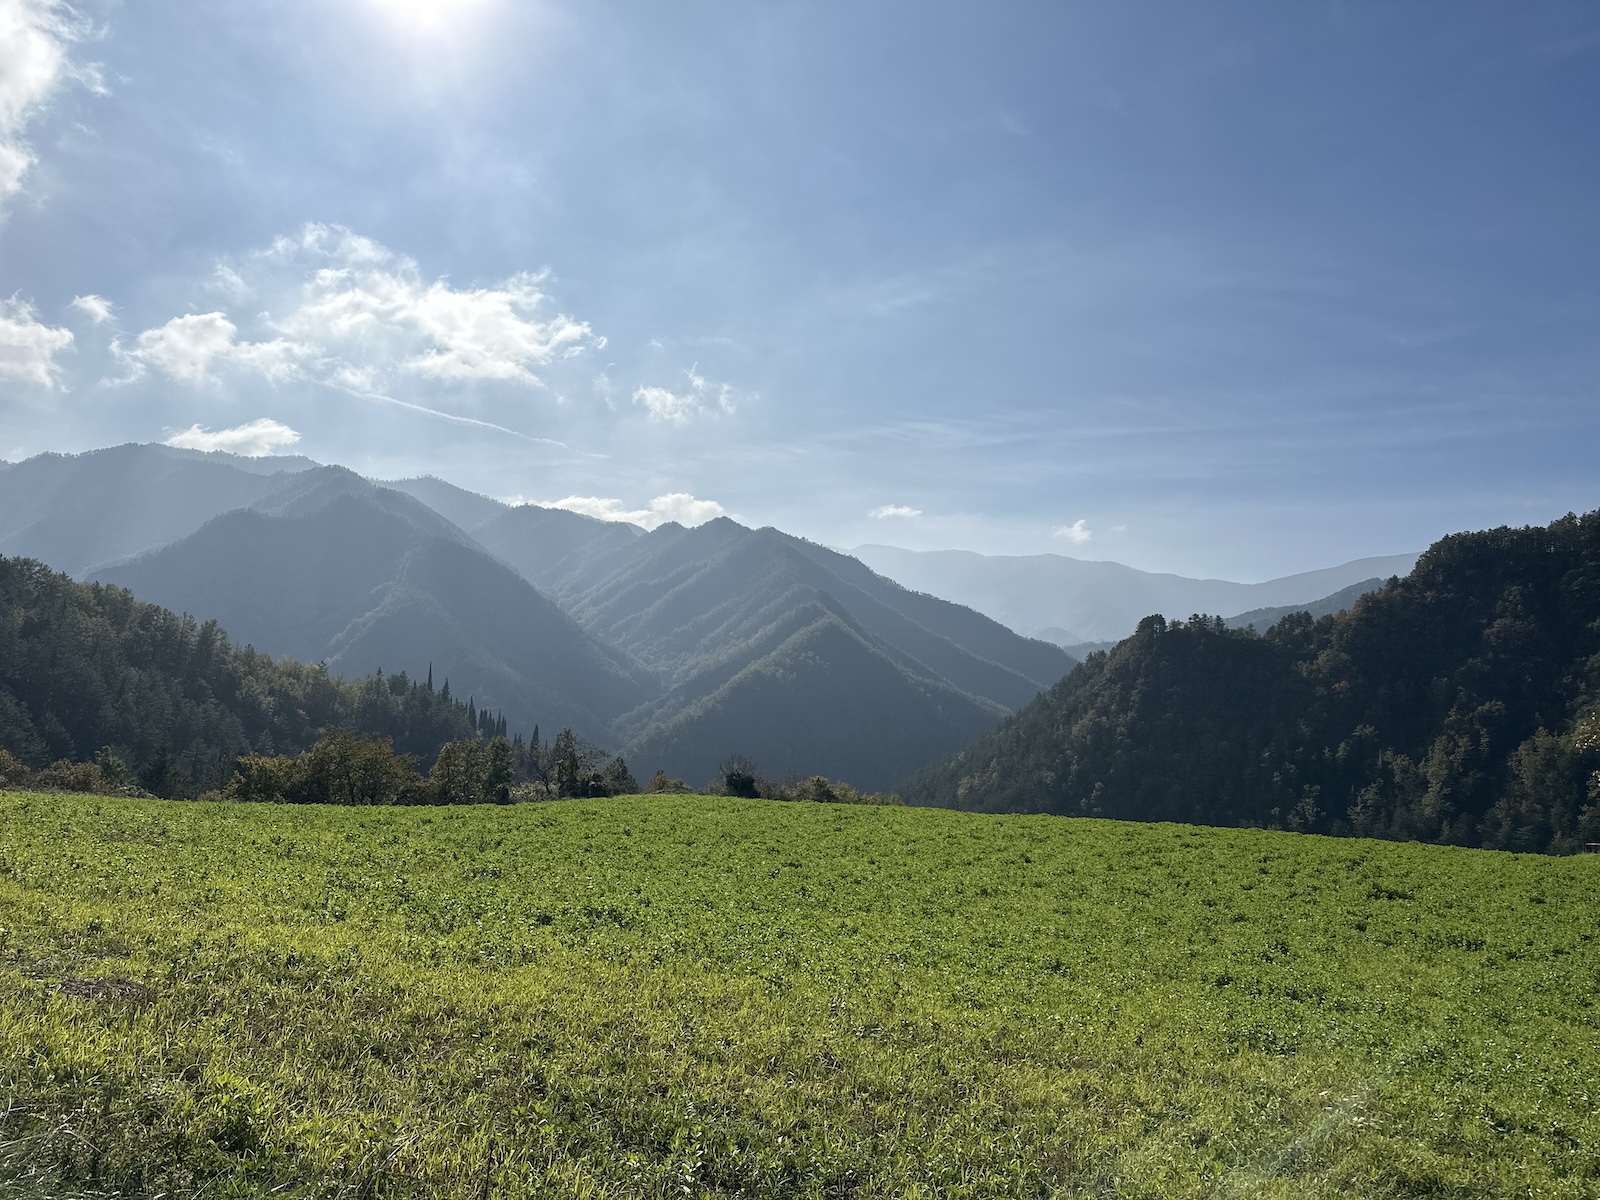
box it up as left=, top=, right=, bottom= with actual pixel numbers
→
left=322, top=375, right=575, bottom=448
left=0, top=295, right=73, bottom=387
left=0, top=0, right=103, bottom=213
left=69, top=293, right=112, bottom=323
left=870, top=504, right=922, bottom=519
left=634, top=384, right=698, bottom=425
left=164, top=417, right=301, bottom=456
left=1052, top=519, right=1092, bottom=544
left=542, top=492, right=726, bottom=529
left=633, top=364, right=740, bottom=424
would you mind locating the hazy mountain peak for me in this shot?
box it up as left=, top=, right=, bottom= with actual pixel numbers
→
left=380, top=475, right=510, bottom=533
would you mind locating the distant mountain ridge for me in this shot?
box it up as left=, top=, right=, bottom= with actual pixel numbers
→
left=851, top=544, right=1420, bottom=643
left=1222, top=578, right=1386, bottom=633
left=0, top=444, right=315, bottom=576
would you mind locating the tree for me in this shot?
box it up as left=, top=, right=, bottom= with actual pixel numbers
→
left=719, top=754, right=760, bottom=798
left=484, top=736, right=514, bottom=804
left=430, top=739, right=486, bottom=806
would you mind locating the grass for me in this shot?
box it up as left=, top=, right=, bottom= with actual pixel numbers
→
left=0, top=789, right=1596, bottom=1198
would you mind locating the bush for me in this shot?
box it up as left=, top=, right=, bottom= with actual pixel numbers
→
left=0, top=746, right=149, bottom=798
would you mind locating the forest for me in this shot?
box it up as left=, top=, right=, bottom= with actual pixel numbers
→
left=904, top=512, right=1600, bottom=854
left=0, top=556, right=509, bottom=797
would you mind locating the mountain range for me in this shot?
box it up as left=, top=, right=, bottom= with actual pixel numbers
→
left=3, top=444, right=1400, bottom=790
left=849, top=544, right=1420, bottom=644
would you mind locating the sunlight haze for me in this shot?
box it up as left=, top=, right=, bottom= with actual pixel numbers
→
left=2, top=1, right=1597, bottom=579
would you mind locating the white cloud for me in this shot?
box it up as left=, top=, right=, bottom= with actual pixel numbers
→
left=0, top=0, right=101, bottom=212
left=122, top=226, right=608, bottom=441
left=633, top=384, right=698, bottom=425
left=69, top=292, right=112, bottom=322
left=0, top=295, right=72, bottom=387
left=163, top=417, right=301, bottom=456
left=649, top=492, right=727, bottom=526
left=870, top=504, right=922, bottom=519
left=543, top=492, right=726, bottom=530
left=633, top=364, right=740, bottom=424
left=118, top=311, right=303, bottom=385
left=1052, top=519, right=1093, bottom=544
left=268, top=223, right=599, bottom=386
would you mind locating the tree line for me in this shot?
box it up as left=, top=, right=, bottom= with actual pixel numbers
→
left=216, top=725, right=637, bottom=805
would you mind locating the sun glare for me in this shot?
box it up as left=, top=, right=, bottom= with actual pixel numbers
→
left=367, top=0, right=489, bottom=36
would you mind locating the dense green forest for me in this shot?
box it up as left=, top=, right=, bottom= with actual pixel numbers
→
left=0, top=556, right=511, bottom=797
left=903, top=512, right=1600, bottom=854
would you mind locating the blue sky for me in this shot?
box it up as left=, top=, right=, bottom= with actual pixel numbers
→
left=2, top=1, right=1597, bottom=579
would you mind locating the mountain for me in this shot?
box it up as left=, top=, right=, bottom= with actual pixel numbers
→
left=901, top=512, right=1600, bottom=855
left=471, top=504, right=646, bottom=588
left=851, top=544, right=1420, bottom=643
left=621, top=601, right=1004, bottom=791
left=0, top=443, right=316, bottom=576
left=0, top=445, right=1068, bottom=787
left=92, top=468, right=658, bottom=742
left=1222, top=577, right=1386, bottom=632
left=0, top=555, right=487, bottom=796
left=548, top=520, right=1071, bottom=703
left=380, top=475, right=512, bottom=533
left=518, top=518, right=1074, bottom=788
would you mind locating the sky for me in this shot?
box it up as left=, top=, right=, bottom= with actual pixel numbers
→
left=1, top=0, right=1597, bottom=580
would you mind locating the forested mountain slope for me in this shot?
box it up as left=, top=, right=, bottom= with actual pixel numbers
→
left=0, top=557, right=487, bottom=796
left=0, top=444, right=315, bottom=576
left=547, top=518, right=1072, bottom=706
left=92, top=469, right=658, bottom=742
left=902, top=513, right=1600, bottom=854
left=618, top=599, right=1005, bottom=791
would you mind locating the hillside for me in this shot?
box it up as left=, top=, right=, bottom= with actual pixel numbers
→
left=902, top=512, right=1600, bottom=854
left=2, top=792, right=1594, bottom=1196
left=92, top=469, right=658, bottom=742
left=853, top=543, right=1420, bottom=642
left=0, top=556, right=488, bottom=795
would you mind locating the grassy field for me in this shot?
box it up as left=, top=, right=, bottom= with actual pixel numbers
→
left=0, top=791, right=1596, bottom=1198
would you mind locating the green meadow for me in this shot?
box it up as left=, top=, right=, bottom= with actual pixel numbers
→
left=0, top=791, right=1595, bottom=1198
